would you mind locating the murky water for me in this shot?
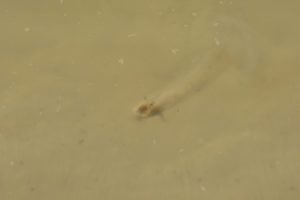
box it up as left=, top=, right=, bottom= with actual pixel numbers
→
left=1, top=0, right=299, bottom=199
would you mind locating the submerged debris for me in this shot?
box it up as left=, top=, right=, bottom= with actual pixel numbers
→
left=171, top=49, right=179, bottom=55
left=118, top=58, right=124, bottom=65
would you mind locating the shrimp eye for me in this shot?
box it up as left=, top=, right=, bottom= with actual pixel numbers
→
left=138, top=104, right=149, bottom=114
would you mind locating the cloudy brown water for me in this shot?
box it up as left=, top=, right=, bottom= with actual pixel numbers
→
left=1, top=0, right=299, bottom=199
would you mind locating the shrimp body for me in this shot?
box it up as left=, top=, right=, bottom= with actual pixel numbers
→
left=133, top=16, right=259, bottom=118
